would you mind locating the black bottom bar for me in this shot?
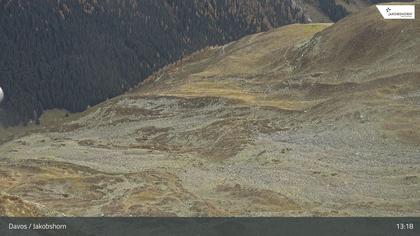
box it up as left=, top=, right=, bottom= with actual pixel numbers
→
left=0, top=217, right=419, bottom=236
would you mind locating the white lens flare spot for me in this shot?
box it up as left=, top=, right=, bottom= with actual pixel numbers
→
left=0, top=86, right=4, bottom=104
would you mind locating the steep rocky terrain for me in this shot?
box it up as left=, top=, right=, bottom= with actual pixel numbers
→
left=0, top=0, right=379, bottom=124
left=0, top=3, right=419, bottom=216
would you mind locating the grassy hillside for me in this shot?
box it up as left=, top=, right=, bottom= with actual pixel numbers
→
left=1, top=3, right=419, bottom=216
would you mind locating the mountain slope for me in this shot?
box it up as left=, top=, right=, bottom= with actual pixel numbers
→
left=0, top=0, right=382, bottom=125
left=294, top=3, right=420, bottom=76
left=0, top=3, right=419, bottom=216
left=0, top=0, right=310, bottom=124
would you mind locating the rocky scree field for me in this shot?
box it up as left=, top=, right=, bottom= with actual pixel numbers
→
left=0, top=3, right=420, bottom=217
